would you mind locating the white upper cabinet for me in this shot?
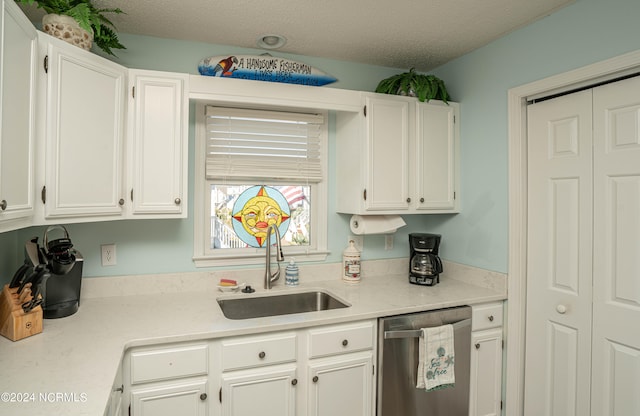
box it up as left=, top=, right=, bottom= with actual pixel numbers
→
left=414, top=100, right=459, bottom=211
left=126, top=69, right=188, bottom=217
left=37, top=32, right=127, bottom=220
left=336, top=93, right=459, bottom=215
left=0, top=0, right=37, bottom=230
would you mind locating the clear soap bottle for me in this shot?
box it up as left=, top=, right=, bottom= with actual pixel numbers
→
left=285, top=258, right=299, bottom=286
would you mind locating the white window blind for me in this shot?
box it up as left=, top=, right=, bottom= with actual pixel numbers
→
left=205, top=106, right=324, bottom=182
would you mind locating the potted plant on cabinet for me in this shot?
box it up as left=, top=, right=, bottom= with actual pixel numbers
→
left=375, top=68, right=450, bottom=104
left=15, top=0, right=125, bottom=56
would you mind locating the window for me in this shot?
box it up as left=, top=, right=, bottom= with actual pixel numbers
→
left=193, top=104, right=328, bottom=267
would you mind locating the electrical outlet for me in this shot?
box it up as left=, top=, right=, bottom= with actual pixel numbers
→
left=101, top=244, right=116, bottom=266
left=385, top=234, right=394, bottom=250
left=347, top=235, right=364, bottom=252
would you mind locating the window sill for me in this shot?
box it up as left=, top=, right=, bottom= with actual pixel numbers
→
left=193, top=250, right=329, bottom=268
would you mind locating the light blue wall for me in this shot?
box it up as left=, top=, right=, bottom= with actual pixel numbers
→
left=421, top=0, right=640, bottom=272
left=3, top=0, right=639, bottom=282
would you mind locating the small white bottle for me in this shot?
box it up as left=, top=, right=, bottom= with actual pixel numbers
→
left=342, top=240, right=361, bottom=283
left=285, top=258, right=299, bottom=286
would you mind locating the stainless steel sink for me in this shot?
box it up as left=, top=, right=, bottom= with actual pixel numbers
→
left=217, top=290, right=350, bottom=320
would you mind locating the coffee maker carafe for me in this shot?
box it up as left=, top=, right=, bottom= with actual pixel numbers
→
left=409, top=233, right=443, bottom=286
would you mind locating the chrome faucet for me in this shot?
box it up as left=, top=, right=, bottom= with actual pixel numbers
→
left=264, top=224, right=284, bottom=289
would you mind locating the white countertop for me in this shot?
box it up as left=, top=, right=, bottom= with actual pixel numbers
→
left=0, top=261, right=506, bottom=416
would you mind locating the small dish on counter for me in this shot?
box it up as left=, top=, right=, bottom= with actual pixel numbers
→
left=217, top=283, right=246, bottom=293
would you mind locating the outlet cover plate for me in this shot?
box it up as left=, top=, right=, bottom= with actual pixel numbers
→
left=101, top=244, right=116, bottom=266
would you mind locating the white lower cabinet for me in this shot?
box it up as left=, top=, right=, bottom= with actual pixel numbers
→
left=131, top=379, right=208, bottom=416
left=469, top=302, right=504, bottom=416
left=218, top=331, right=298, bottom=416
left=220, top=364, right=297, bottom=416
left=212, top=320, right=376, bottom=416
left=105, top=363, right=123, bottom=416
left=307, top=351, right=373, bottom=416
left=123, top=342, right=210, bottom=416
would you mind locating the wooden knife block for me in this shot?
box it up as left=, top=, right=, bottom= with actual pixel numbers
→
left=0, top=284, right=43, bottom=341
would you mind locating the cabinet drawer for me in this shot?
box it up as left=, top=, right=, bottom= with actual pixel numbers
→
left=472, top=302, right=503, bottom=331
left=307, top=321, right=374, bottom=358
left=130, top=344, right=208, bottom=384
left=221, top=332, right=297, bottom=371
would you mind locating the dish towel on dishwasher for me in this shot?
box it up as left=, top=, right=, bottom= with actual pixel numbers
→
left=416, top=324, right=455, bottom=391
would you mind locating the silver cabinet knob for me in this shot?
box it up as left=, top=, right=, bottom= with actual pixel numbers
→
left=488, top=315, right=494, bottom=322
left=475, top=343, right=480, bottom=349
left=118, top=198, right=125, bottom=206
left=420, top=197, right=425, bottom=203
left=258, top=351, right=266, bottom=359
left=556, top=304, right=567, bottom=314
left=312, top=376, right=319, bottom=383
left=174, top=198, right=181, bottom=205
left=406, top=197, right=411, bottom=203
left=200, top=393, right=207, bottom=401
left=342, top=339, right=348, bottom=347
left=0, top=199, right=6, bottom=211
left=291, top=379, right=298, bottom=386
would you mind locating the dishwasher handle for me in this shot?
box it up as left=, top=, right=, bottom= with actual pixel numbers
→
left=383, top=318, right=471, bottom=339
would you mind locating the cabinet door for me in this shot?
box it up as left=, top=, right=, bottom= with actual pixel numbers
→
left=220, top=364, right=296, bottom=416
left=128, top=70, right=188, bottom=217
left=414, top=101, right=459, bottom=211
left=0, top=0, right=37, bottom=226
left=469, top=328, right=503, bottom=416
left=131, top=379, right=208, bottom=416
left=42, top=34, right=126, bottom=219
left=307, top=351, right=373, bottom=416
left=364, top=95, right=410, bottom=211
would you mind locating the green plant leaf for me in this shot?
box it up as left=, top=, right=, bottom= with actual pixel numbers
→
left=16, top=0, right=126, bottom=56
left=373, top=68, right=450, bottom=104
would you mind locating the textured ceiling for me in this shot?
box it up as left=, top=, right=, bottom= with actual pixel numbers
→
left=19, top=0, right=574, bottom=71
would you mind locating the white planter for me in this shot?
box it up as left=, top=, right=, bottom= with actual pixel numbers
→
left=42, top=14, right=93, bottom=51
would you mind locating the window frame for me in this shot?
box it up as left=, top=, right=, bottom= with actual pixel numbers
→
left=193, top=103, right=328, bottom=267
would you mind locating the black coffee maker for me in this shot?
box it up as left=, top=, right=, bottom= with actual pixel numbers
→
left=409, top=233, right=443, bottom=286
left=9, top=226, right=84, bottom=319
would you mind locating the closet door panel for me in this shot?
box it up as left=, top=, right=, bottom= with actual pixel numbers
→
left=591, top=76, right=640, bottom=416
left=524, top=90, right=593, bottom=416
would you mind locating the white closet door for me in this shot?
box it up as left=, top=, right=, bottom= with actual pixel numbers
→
left=524, top=90, right=594, bottom=416
left=591, top=77, right=640, bottom=416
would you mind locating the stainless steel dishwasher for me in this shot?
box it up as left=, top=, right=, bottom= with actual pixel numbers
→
left=377, top=306, right=472, bottom=415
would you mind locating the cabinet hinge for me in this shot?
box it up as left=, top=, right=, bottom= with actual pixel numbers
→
left=128, top=404, right=131, bottom=416
left=454, top=191, right=456, bottom=200
left=132, top=86, right=135, bottom=98
left=130, top=189, right=134, bottom=202
left=372, top=364, right=375, bottom=375
left=219, top=387, right=222, bottom=403
left=502, top=339, right=505, bottom=349
left=43, top=55, right=48, bottom=73
left=41, top=186, right=46, bottom=204
left=363, top=105, right=367, bottom=117
left=500, top=400, right=503, bottom=410
left=363, top=189, right=367, bottom=201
